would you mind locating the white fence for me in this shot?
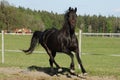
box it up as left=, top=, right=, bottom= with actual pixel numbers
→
left=1, top=30, right=120, bottom=63
left=82, top=33, right=120, bottom=37
left=1, top=31, right=4, bottom=63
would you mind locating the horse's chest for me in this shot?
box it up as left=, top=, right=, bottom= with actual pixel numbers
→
left=62, top=36, right=75, bottom=49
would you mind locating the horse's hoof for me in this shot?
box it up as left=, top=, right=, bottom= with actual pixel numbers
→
left=70, top=69, right=75, bottom=74
left=58, top=68, right=63, bottom=72
left=83, top=72, right=88, bottom=76
left=77, top=74, right=87, bottom=79
left=66, top=73, right=72, bottom=78
left=56, top=73, right=61, bottom=77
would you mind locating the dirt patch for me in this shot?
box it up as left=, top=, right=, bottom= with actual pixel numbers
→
left=0, top=67, right=117, bottom=80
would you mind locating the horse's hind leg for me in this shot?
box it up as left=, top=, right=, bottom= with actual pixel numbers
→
left=43, top=44, right=61, bottom=72
left=49, top=52, right=56, bottom=71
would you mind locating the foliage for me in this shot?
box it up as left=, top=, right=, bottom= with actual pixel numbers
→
left=0, top=0, right=120, bottom=33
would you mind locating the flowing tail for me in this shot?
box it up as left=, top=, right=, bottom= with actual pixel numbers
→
left=22, top=31, right=43, bottom=55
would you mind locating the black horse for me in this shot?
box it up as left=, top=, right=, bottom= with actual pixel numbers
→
left=23, top=7, right=87, bottom=75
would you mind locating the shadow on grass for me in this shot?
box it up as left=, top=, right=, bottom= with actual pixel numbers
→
left=28, top=65, right=69, bottom=76
left=27, top=65, right=85, bottom=78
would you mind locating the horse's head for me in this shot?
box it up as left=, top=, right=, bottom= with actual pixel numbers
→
left=64, top=7, right=77, bottom=34
left=65, top=7, right=77, bottom=27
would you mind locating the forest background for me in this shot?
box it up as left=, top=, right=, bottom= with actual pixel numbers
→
left=0, top=0, right=120, bottom=33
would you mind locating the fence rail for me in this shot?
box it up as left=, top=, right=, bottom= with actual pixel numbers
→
left=82, top=33, right=120, bottom=37
left=1, top=31, right=120, bottom=63
left=1, top=32, right=120, bottom=36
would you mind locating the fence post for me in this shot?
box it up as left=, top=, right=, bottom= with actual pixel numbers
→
left=79, top=29, right=82, bottom=58
left=2, top=30, right=4, bottom=63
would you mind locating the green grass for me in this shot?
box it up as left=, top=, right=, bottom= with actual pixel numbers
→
left=0, top=34, right=120, bottom=79
left=82, top=36, right=120, bottom=55
left=0, top=34, right=45, bottom=51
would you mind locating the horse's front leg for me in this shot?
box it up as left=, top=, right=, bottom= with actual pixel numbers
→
left=65, top=50, right=75, bottom=74
left=74, top=49, right=87, bottom=75
left=68, top=53, right=75, bottom=73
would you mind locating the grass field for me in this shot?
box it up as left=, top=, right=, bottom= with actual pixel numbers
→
left=0, top=34, right=120, bottom=79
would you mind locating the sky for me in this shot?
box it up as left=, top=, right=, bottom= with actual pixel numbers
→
left=5, top=0, right=120, bottom=17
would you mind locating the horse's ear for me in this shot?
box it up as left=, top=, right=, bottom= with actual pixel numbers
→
left=69, top=7, right=71, bottom=11
left=75, top=7, right=77, bottom=12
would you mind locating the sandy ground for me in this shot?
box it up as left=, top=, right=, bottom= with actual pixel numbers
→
left=0, top=67, right=117, bottom=80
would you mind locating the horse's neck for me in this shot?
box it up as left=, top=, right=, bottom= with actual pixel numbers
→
left=61, top=23, right=75, bottom=36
